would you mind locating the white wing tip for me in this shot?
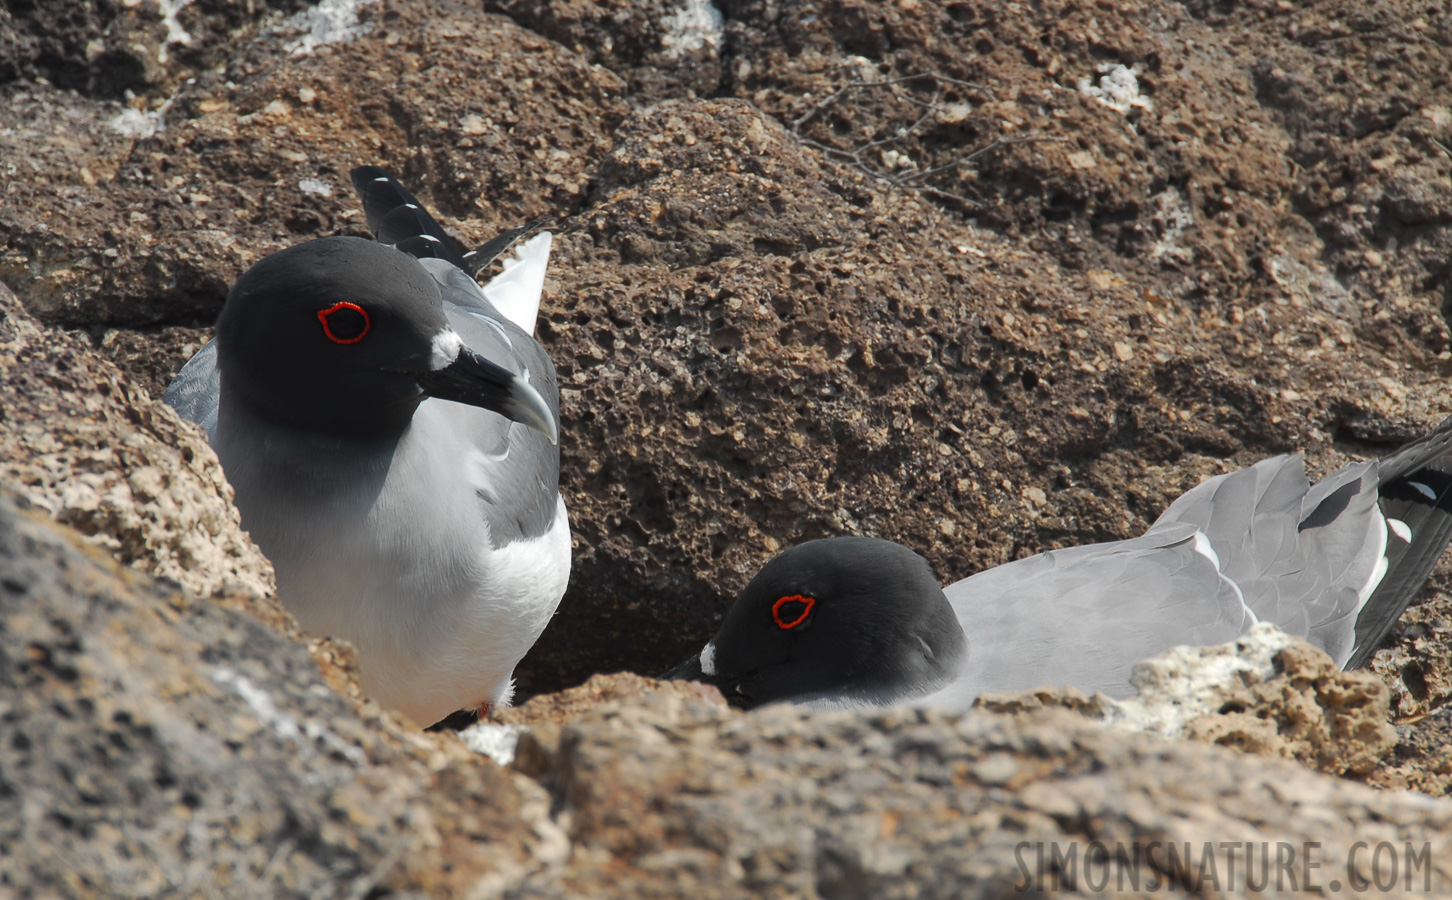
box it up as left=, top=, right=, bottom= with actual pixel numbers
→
left=510, top=230, right=553, bottom=264
left=1387, top=517, right=1412, bottom=543
left=482, top=231, right=553, bottom=334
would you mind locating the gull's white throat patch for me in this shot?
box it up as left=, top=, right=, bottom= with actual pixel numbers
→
left=430, top=330, right=464, bottom=370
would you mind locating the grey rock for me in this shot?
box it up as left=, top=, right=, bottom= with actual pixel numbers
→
left=502, top=685, right=1452, bottom=898
left=0, top=280, right=273, bottom=604
left=0, top=490, right=564, bottom=900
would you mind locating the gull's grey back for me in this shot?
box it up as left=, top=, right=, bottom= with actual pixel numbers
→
left=419, top=257, right=560, bottom=545
left=928, top=522, right=1248, bottom=708
left=1150, top=453, right=1378, bottom=664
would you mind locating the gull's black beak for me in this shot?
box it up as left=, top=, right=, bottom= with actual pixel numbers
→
left=660, top=654, right=706, bottom=682
left=660, top=652, right=753, bottom=708
left=415, top=346, right=559, bottom=445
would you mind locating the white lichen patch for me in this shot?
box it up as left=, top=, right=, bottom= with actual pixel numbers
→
left=279, top=0, right=378, bottom=56
left=158, top=0, right=194, bottom=64
left=1147, top=188, right=1195, bottom=261
left=212, top=666, right=367, bottom=764
left=1269, top=253, right=1355, bottom=314
left=661, top=0, right=724, bottom=58
left=1078, top=63, right=1154, bottom=116
left=459, top=723, right=525, bottom=767
left=1102, top=622, right=1298, bottom=737
left=108, top=108, right=166, bottom=139
left=298, top=177, right=333, bottom=197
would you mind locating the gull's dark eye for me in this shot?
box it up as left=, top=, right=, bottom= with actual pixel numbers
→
left=772, top=594, right=815, bottom=630
left=318, top=301, right=371, bottom=344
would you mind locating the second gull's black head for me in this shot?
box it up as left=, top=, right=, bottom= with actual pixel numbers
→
left=663, top=536, right=968, bottom=709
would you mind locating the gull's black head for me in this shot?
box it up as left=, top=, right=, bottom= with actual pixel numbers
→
left=215, top=236, right=555, bottom=441
left=663, top=537, right=968, bottom=709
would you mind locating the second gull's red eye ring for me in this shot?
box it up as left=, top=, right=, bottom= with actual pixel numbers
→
left=772, top=594, right=815, bottom=630
left=318, top=302, right=370, bottom=344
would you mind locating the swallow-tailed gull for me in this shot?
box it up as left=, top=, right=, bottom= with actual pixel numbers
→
left=165, top=166, right=569, bottom=727
left=665, top=416, right=1452, bottom=710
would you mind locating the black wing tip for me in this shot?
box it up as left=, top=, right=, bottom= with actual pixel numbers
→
left=349, top=163, right=391, bottom=185
left=347, top=165, right=554, bottom=277
left=346, top=164, right=471, bottom=267
left=1349, top=463, right=1452, bottom=669
left=461, top=215, right=554, bottom=277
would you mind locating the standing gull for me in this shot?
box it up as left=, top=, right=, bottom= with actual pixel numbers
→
left=166, top=167, right=568, bottom=727
left=665, top=417, right=1452, bottom=710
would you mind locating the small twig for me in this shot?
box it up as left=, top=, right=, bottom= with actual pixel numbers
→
left=256, top=839, right=297, bottom=893
left=792, top=74, right=941, bottom=130
left=792, top=71, right=993, bottom=131
left=796, top=136, right=869, bottom=167
left=852, top=96, right=942, bottom=159
left=885, top=83, right=950, bottom=113
left=914, top=183, right=986, bottom=208
left=901, top=134, right=1065, bottom=182
left=923, top=72, right=998, bottom=94
left=789, top=70, right=1059, bottom=211
left=340, top=841, right=407, bottom=900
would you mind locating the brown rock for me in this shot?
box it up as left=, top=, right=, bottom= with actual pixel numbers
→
left=1185, top=642, right=1399, bottom=777
left=978, top=631, right=1401, bottom=778
left=0, top=0, right=627, bottom=329
left=3, top=9, right=1452, bottom=897
left=484, top=0, right=724, bottom=102
left=496, top=671, right=728, bottom=728
left=1372, top=596, right=1452, bottom=721
left=6, top=0, right=1446, bottom=719
left=519, top=690, right=1452, bottom=897
left=1371, top=705, right=1452, bottom=795
left=0, top=0, right=301, bottom=99
left=976, top=683, right=1117, bottom=717
left=9, top=521, right=1451, bottom=898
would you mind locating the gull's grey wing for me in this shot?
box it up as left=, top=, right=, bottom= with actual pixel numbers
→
left=162, top=340, right=220, bottom=438
left=926, top=523, right=1250, bottom=708
left=921, top=416, right=1452, bottom=712
left=352, top=167, right=564, bottom=548
left=418, top=258, right=561, bottom=547
left=1150, top=454, right=1377, bottom=664
left=1151, top=414, right=1452, bottom=668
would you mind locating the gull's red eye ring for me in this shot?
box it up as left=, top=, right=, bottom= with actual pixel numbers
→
left=772, top=594, right=815, bottom=630
left=318, top=302, right=370, bottom=344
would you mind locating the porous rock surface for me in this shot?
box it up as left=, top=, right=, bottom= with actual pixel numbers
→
left=510, top=687, right=1452, bottom=899
left=0, top=282, right=273, bottom=607
left=5, top=0, right=1452, bottom=893
left=0, top=492, right=567, bottom=899
left=5, top=512, right=1452, bottom=897
left=978, top=624, right=1402, bottom=779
